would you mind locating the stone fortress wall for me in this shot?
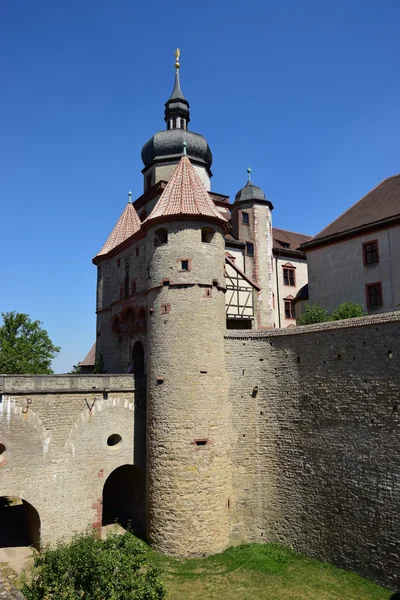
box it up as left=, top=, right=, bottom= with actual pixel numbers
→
left=226, top=311, right=400, bottom=589
left=1, top=312, right=399, bottom=588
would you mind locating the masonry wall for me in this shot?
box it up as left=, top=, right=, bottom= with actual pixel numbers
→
left=0, top=375, right=138, bottom=545
left=226, top=311, right=400, bottom=589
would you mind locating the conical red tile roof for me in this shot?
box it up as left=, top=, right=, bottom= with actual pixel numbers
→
left=96, top=202, right=141, bottom=257
left=144, top=156, right=229, bottom=229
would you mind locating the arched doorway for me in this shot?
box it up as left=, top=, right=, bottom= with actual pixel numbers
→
left=102, top=465, right=145, bottom=538
left=0, top=497, right=40, bottom=551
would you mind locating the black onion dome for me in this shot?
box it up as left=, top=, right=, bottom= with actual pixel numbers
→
left=234, top=179, right=267, bottom=203
left=141, top=129, right=213, bottom=172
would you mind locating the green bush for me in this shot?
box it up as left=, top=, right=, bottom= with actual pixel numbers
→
left=21, top=531, right=165, bottom=600
left=297, top=302, right=332, bottom=325
left=298, top=301, right=365, bottom=326
left=331, top=301, right=365, bottom=320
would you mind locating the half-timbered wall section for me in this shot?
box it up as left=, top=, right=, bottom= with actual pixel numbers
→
left=225, top=256, right=258, bottom=328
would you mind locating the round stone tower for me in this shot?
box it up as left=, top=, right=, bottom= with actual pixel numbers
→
left=143, top=151, right=232, bottom=556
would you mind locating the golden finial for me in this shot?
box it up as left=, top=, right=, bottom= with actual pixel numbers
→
left=174, top=48, right=181, bottom=69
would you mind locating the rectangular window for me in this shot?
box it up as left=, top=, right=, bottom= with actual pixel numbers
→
left=284, top=301, right=296, bottom=320
left=363, top=240, right=379, bottom=265
left=246, top=242, right=254, bottom=257
left=283, top=268, right=295, bottom=286
left=366, top=282, right=383, bottom=309
left=117, top=259, right=121, bottom=268
left=181, top=260, right=189, bottom=271
left=242, top=212, right=249, bottom=225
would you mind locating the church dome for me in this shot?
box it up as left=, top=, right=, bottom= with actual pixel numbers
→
left=141, top=129, right=212, bottom=171
left=234, top=169, right=267, bottom=203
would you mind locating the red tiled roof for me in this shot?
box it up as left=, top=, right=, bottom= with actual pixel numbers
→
left=144, top=156, right=229, bottom=229
left=272, top=227, right=312, bottom=250
left=96, top=203, right=141, bottom=257
left=310, top=174, right=400, bottom=243
left=79, top=343, right=96, bottom=367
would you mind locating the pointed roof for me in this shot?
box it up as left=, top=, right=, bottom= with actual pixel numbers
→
left=96, top=202, right=141, bottom=257
left=79, top=343, right=96, bottom=367
left=164, top=67, right=190, bottom=125
left=144, top=155, right=229, bottom=230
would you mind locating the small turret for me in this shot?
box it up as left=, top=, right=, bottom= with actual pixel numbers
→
left=231, top=169, right=275, bottom=328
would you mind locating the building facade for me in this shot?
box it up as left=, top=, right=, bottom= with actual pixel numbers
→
left=301, top=175, right=400, bottom=314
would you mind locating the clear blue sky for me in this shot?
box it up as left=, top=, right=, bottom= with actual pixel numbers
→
left=1, top=0, right=399, bottom=373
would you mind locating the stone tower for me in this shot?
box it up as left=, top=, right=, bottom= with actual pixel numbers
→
left=231, top=169, right=275, bottom=328
left=143, top=149, right=232, bottom=556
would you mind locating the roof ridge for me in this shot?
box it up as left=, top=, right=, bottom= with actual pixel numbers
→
left=311, top=173, right=400, bottom=241
left=273, top=226, right=312, bottom=237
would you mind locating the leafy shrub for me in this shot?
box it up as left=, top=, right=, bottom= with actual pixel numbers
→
left=297, top=303, right=332, bottom=325
left=331, top=301, right=365, bottom=320
left=298, top=301, right=365, bottom=325
left=21, top=531, right=165, bottom=600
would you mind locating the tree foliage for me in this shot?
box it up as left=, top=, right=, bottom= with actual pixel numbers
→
left=297, top=301, right=365, bottom=326
left=331, top=301, right=365, bottom=321
left=297, top=303, right=332, bottom=325
left=21, top=531, right=165, bottom=600
left=0, top=312, right=60, bottom=374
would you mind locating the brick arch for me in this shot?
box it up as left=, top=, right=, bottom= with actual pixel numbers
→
left=64, top=397, right=135, bottom=458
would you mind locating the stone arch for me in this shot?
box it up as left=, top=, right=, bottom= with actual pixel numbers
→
left=102, top=465, right=145, bottom=538
left=0, top=398, right=52, bottom=459
left=0, top=496, right=41, bottom=551
left=64, top=397, right=134, bottom=457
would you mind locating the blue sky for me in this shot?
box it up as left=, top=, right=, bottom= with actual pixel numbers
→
left=1, top=0, right=399, bottom=373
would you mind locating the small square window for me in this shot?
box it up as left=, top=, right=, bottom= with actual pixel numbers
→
left=363, top=240, right=379, bottom=265
left=181, top=260, right=189, bottom=271
left=242, top=212, right=249, bottom=225
left=246, top=242, right=254, bottom=257
left=366, top=282, right=382, bottom=309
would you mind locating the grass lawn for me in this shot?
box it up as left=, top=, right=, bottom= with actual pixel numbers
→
left=149, top=542, right=393, bottom=600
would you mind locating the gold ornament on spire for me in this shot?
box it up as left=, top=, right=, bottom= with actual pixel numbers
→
left=174, top=48, right=181, bottom=69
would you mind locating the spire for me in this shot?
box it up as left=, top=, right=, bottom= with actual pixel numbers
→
left=96, top=199, right=141, bottom=257
left=164, top=49, right=190, bottom=130
left=144, top=155, right=229, bottom=231
left=247, top=167, right=251, bottom=182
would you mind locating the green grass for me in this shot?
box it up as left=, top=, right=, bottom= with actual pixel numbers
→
left=147, top=542, right=393, bottom=600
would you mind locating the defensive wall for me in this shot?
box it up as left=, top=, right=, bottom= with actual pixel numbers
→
left=226, top=311, right=400, bottom=589
left=0, top=313, right=399, bottom=589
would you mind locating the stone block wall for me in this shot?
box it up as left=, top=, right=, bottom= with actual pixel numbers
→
left=0, top=375, right=137, bottom=545
left=226, top=311, right=400, bottom=589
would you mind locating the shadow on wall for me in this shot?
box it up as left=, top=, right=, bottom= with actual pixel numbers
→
left=389, top=594, right=400, bottom=599
left=0, top=497, right=41, bottom=550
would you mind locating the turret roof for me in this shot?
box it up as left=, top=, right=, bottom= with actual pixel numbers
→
left=96, top=202, right=141, bottom=257
left=144, top=155, right=229, bottom=229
